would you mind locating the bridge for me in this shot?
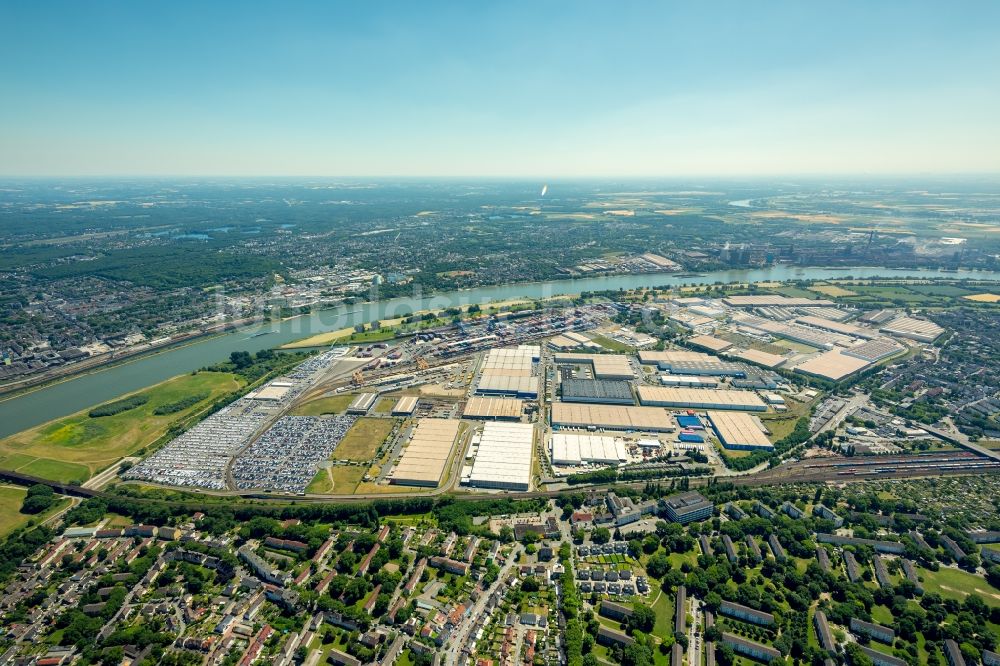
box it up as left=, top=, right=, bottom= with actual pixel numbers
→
left=919, top=425, right=1000, bottom=463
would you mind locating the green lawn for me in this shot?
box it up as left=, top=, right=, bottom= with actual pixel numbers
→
left=651, top=590, right=676, bottom=640
left=0, top=485, right=29, bottom=536
left=870, top=604, right=894, bottom=625
left=0, top=371, right=242, bottom=482
left=18, top=458, right=90, bottom=482
left=919, top=566, right=1000, bottom=606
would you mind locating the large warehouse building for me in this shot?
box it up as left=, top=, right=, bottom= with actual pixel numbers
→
left=560, top=378, right=635, bottom=404
left=706, top=411, right=774, bottom=450
left=796, top=315, right=877, bottom=339
left=550, top=403, right=675, bottom=432
left=687, top=334, right=733, bottom=353
left=793, top=349, right=872, bottom=381
left=389, top=418, right=461, bottom=487
left=475, top=345, right=539, bottom=399
left=467, top=422, right=534, bottom=491
left=731, top=348, right=787, bottom=369
left=659, top=360, right=747, bottom=377
left=462, top=396, right=524, bottom=421
left=636, top=386, right=767, bottom=411
left=639, top=350, right=714, bottom=369
left=347, top=393, right=378, bottom=414
left=553, top=353, right=634, bottom=380
left=879, top=316, right=944, bottom=342
left=842, top=338, right=905, bottom=363
left=550, top=433, right=629, bottom=466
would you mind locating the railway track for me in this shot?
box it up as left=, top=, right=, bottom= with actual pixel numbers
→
left=5, top=454, right=1000, bottom=515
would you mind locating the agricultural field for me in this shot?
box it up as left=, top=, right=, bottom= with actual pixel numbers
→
left=0, top=371, right=242, bottom=483
left=808, top=284, right=857, bottom=297
left=965, top=293, right=1000, bottom=303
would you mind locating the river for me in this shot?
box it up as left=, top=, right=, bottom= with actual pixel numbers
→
left=3, top=265, right=999, bottom=438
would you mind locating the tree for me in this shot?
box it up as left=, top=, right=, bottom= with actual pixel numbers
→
left=229, top=351, right=253, bottom=368
left=646, top=553, right=671, bottom=579
left=717, top=643, right=736, bottom=666
left=592, top=527, right=612, bottom=545
left=21, top=484, right=56, bottom=514
left=628, top=604, right=656, bottom=634
left=621, top=642, right=655, bottom=666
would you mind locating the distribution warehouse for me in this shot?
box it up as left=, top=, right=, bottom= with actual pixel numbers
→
left=475, top=345, right=540, bottom=399
left=467, top=422, right=534, bottom=491
left=636, top=386, right=767, bottom=411
left=462, top=396, right=524, bottom=421
left=706, top=411, right=774, bottom=450
left=389, top=418, right=460, bottom=487
left=550, top=403, right=675, bottom=432
left=560, top=378, right=635, bottom=404
left=550, top=433, right=629, bottom=466
left=553, top=353, right=634, bottom=379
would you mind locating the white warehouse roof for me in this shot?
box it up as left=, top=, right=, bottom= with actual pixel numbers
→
left=468, top=422, right=534, bottom=491
left=550, top=433, right=628, bottom=466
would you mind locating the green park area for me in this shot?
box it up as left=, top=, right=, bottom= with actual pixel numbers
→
left=0, top=484, right=71, bottom=537
left=918, top=565, right=1000, bottom=606
left=0, top=371, right=242, bottom=484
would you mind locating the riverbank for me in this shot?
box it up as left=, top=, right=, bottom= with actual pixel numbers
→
left=2, top=265, right=999, bottom=439
left=279, top=296, right=553, bottom=348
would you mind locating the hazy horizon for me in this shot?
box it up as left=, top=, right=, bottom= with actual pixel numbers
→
left=2, top=1, right=999, bottom=178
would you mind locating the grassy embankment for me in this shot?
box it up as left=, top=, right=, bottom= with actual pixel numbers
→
left=0, top=371, right=242, bottom=484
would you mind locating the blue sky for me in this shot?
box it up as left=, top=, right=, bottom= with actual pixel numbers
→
left=1, top=1, right=998, bottom=177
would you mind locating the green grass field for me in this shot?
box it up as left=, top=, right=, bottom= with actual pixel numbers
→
left=373, top=397, right=396, bottom=414
left=0, top=485, right=70, bottom=537
left=591, top=334, right=633, bottom=352
left=0, top=371, right=242, bottom=483
left=919, top=566, right=1000, bottom=606
left=650, top=589, right=674, bottom=639
left=291, top=394, right=355, bottom=416
left=0, top=485, right=29, bottom=536
left=334, top=417, right=396, bottom=461
left=306, top=464, right=367, bottom=494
